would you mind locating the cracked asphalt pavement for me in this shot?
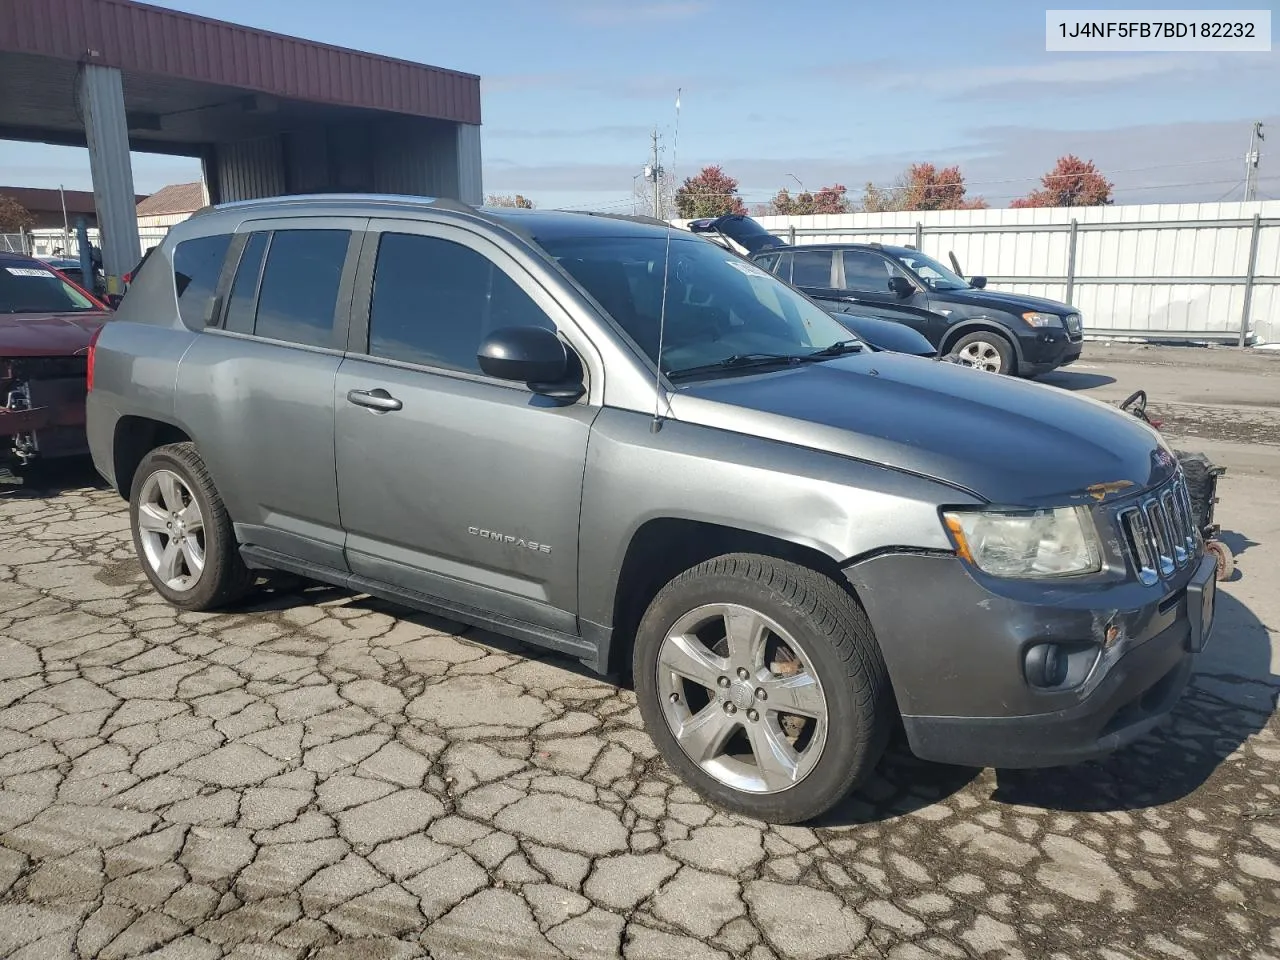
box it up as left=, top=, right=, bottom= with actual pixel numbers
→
left=1, top=347, right=1278, bottom=960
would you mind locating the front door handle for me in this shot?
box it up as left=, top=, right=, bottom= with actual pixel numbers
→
left=841, top=296, right=862, bottom=303
left=346, top=388, right=403, bottom=412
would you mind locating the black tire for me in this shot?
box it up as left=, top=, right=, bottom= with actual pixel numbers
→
left=947, top=330, right=1015, bottom=375
left=1174, top=450, right=1214, bottom=534
left=633, top=553, right=893, bottom=824
left=129, top=442, right=253, bottom=611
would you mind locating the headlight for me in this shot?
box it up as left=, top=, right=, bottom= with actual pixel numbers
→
left=1021, top=311, right=1061, bottom=328
left=942, top=506, right=1101, bottom=578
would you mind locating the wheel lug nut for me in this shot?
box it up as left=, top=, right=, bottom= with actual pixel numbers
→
left=755, top=688, right=767, bottom=701
left=724, top=702, right=737, bottom=715
left=717, top=676, right=730, bottom=688
left=747, top=709, right=759, bottom=722
left=737, top=667, right=749, bottom=680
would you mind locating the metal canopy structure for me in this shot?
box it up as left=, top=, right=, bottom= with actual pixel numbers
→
left=1, top=0, right=484, bottom=293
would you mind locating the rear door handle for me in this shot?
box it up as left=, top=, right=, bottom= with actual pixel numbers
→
left=346, top=388, right=403, bottom=412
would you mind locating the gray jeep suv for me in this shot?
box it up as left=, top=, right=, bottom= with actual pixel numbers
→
left=86, top=195, right=1217, bottom=824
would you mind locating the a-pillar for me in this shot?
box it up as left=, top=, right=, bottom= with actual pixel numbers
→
left=78, top=63, right=141, bottom=297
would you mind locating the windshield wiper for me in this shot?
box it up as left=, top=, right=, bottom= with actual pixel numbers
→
left=804, top=339, right=863, bottom=360
left=667, top=353, right=804, bottom=381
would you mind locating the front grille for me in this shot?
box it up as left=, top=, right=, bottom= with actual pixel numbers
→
left=1117, top=474, right=1199, bottom=586
left=1064, top=313, right=1083, bottom=341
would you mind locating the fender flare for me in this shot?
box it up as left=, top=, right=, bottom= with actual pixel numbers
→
left=940, top=318, right=1024, bottom=364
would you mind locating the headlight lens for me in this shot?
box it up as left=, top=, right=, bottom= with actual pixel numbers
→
left=1021, top=311, right=1061, bottom=328
left=943, top=506, right=1101, bottom=578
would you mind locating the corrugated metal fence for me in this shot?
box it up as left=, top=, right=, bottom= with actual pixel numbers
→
left=721, top=201, right=1279, bottom=346
left=10, top=227, right=171, bottom=260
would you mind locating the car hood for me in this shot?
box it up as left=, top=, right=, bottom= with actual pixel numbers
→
left=669, top=352, right=1173, bottom=505
left=0, top=312, right=108, bottom=357
left=935, top=287, right=1076, bottom=315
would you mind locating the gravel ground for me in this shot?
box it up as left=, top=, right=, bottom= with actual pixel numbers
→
left=0, top=345, right=1277, bottom=960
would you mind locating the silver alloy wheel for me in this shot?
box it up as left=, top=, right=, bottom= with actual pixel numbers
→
left=136, top=469, right=206, bottom=592
left=656, top=602, right=829, bottom=795
left=955, top=339, right=1004, bottom=373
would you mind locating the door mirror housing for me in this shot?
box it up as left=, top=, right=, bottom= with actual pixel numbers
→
left=888, top=276, right=915, bottom=298
left=478, top=326, right=581, bottom=398
left=969, top=275, right=988, bottom=289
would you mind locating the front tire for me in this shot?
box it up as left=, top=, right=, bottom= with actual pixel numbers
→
left=633, top=553, right=893, bottom=824
left=129, top=443, right=253, bottom=611
left=948, top=331, right=1014, bottom=375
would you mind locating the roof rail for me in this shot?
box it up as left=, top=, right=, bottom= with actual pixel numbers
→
left=572, top=210, right=672, bottom=228
left=205, top=193, right=478, bottom=214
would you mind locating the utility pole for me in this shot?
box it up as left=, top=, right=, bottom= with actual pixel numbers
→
left=1245, top=121, right=1264, bottom=202
left=644, top=127, right=663, bottom=220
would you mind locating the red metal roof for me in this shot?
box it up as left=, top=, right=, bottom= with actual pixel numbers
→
left=135, top=181, right=205, bottom=217
left=2, top=0, right=482, bottom=125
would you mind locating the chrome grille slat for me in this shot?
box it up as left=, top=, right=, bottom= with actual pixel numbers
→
left=1117, top=474, right=1198, bottom=584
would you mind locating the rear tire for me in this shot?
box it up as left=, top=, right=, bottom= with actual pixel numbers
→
left=633, top=553, right=893, bottom=824
left=948, top=331, right=1014, bottom=375
left=129, top=443, right=253, bottom=611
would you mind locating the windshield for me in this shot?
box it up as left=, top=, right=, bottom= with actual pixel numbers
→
left=893, top=250, right=969, bottom=291
left=541, top=235, right=855, bottom=378
left=0, top=263, right=98, bottom=314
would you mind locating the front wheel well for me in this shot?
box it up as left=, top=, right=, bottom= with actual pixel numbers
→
left=940, top=322, right=1020, bottom=359
left=607, top=518, right=850, bottom=676
left=112, top=416, right=192, bottom=498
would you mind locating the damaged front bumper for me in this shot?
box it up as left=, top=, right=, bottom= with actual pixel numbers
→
left=845, top=549, right=1215, bottom=769
left=2, top=357, right=90, bottom=463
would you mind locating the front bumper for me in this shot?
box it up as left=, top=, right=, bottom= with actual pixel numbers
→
left=1017, top=329, right=1083, bottom=373
left=2, top=378, right=89, bottom=459
left=845, top=551, right=1214, bottom=769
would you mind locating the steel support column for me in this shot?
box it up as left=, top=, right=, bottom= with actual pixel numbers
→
left=456, top=123, right=484, bottom=206
left=78, top=64, right=141, bottom=296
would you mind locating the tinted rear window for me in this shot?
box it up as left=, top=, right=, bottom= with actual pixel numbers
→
left=253, top=230, right=350, bottom=348
left=791, top=250, right=833, bottom=287
left=172, top=234, right=232, bottom=328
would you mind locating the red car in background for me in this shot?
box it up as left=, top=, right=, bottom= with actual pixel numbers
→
left=1, top=251, right=111, bottom=473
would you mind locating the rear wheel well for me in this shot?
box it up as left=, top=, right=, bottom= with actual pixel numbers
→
left=112, top=416, right=191, bottom=498
left=607, top=518, right=849, bottom=676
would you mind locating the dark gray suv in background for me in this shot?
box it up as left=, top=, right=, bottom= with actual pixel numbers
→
left=86, top=195, right=1217, bottom=824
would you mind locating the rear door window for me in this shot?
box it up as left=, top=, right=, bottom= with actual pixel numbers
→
left=791, top=249, right=834, bottom=288
left=172, top=234, right=232, bottom=328
left=252, top=230, right=351, bottom=348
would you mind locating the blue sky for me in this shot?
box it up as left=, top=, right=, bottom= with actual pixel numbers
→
left=4, top=0, right=1278, bottom=209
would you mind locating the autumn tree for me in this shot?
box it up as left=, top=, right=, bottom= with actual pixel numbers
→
left=1011, top=155, right=1113, bottom=208
left=768, top=184, right=850, bottom=216
left=768, top=187, right=813, bottom=216
left=859, top=177, right=909, bottom=213
left=900, top=163, right=987, bottom=211
left=485, top=193, right=535, bottom=208
left=811, top=184, right=851, bottom=214
left=0, top=195, right=35, bottom=232
left=636, top=168, right=678, bottom=220
left=674, top=165, right=747, bottom=219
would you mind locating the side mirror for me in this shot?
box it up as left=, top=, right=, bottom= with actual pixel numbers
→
left=477, top=326, right=581, bottom=398
left=888, top=276, right=915, bottom=299
left=969, top=276, right=988, bottom=289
